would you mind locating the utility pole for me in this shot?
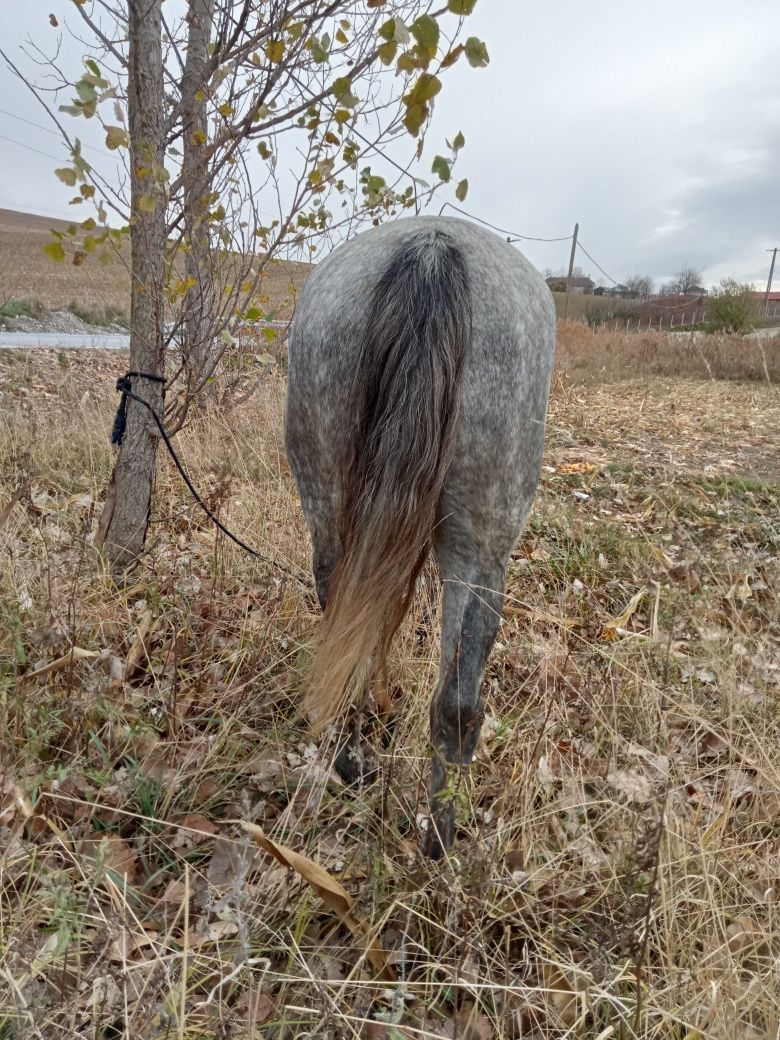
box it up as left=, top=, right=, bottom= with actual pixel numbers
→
left=563, top=222, right=579, bottom=320
left=764, top=247, right=778, bottom=318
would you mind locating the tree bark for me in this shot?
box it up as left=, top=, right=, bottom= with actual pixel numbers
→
left=98, top=0, right=166, bottom=571
left=182, top=0, right=216, bottom=397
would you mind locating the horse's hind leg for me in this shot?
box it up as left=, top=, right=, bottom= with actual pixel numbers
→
left=423, top=516, right=514, bottom=859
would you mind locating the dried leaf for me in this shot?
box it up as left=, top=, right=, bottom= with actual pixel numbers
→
left=234, top=989, right=275, bottom=1029
left=559, top=461, right=599, bottom=474
left=172, top=813, right=218, bottom=849
left=125, top=608, right=154, bottom=677
left=160, top=878, right=188, bottom=906
left=81, top=833, right=138, bottom=882
left=21, top=646, right=100, bottom=681
left=540, top=963, right=580, bottom=1026
left=603, top=587, right=646, bottom=640
left=242, top=821, right=395, bottom=981
left=606, top=768, right=652, bottom=804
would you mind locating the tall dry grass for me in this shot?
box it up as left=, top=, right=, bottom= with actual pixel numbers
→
left=555, top=321, right=779, bottom=383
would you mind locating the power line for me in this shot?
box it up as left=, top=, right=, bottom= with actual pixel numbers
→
left=0, top=131, right=63, bottom=163
left=0, top=106, right=110, bottom=156
left=576, top=238, right=620, bottom=286
left=438, top=202, right=573, bottom=243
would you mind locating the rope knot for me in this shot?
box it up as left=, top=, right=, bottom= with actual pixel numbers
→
left=111, top=371, right=166, bottom=446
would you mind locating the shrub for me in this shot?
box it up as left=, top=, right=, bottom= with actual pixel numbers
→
left=0, top=296, right=46, bottom=320
left=706, top=279, right=757, bottom=334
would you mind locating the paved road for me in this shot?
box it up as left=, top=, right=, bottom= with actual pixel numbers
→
left=0, top=332, right=131, bottom=350
left=0, top=322, right=774, bottom=351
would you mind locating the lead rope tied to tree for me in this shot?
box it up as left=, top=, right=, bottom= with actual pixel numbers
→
left=110, top=371, right=312, bottom=589
left=111, top=371, right=166, bottom=446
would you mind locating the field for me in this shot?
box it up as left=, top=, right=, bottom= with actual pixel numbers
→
left=1, top=323, right=779, bottom=1039
left=0, top=208, right=311, bottom=320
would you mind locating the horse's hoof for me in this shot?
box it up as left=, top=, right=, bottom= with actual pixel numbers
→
left=333, top=740, right=377, bottom=787
left=422, top=802, right=455, bottom=859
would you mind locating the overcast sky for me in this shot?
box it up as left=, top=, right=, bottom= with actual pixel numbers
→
left=1, top=2, right=777, bottom=289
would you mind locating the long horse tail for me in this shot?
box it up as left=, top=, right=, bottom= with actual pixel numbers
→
left=306, top=228, right=473, bottom=730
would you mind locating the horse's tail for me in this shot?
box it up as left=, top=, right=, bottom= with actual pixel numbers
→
left=306, top=228, right=472, bottom=730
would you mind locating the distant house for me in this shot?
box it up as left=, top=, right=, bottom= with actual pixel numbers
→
left=545, top=275, right=595, bottom=295
left=687, top=285, right=708, bottom=296
left=601, top=284, right=635, bottom=299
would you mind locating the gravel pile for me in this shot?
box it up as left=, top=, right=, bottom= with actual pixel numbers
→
left=0, top=309, right=127, bottom=337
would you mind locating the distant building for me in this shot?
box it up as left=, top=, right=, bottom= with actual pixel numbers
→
left=687, top=285, right=708, bottom=296
left=601, top=284, right=635, bottom=299
left=546, top=275, right=595, bottom=295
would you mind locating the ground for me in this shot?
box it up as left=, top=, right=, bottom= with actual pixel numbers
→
left=0, top=330, right=779, bottom=1039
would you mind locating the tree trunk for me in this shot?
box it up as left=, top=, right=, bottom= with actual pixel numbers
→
left=98, top=0, right=165, bottom=571
left=182, top=0, right=216, bottom=397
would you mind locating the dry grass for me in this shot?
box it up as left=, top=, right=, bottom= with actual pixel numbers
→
left=555, top=321, right=780, bottom=383
left=1, top=333, right=779, bottom=1039
left=0, top=209, right=311, bottom=319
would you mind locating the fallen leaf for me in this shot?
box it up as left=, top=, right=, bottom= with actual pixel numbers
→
left=20, top=646, right=100, bottom=681
left=541, top=962, right=581, bottom=1027
left=242, top=821, right=395, bottom=981
left=81, top=833, right=138, bottom=883
left=603, top=587, right=646, bottom=640
left=125, top=608, right=155, bottom=677
left=234, top=989, right=275, bottom=1030
left=160, top=879, right=188, bottom=905
left=606, top=768, right=652, bottom=804
left=110, top=927, right=160, bottom=962
left=172, top=813, right=218, bottom=849
left=440, top=1004, right=494, bottom=1040
left=559, top=461, right=599, bottom=474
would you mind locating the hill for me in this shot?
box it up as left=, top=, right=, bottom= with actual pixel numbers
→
left=0, top=207, right=312, bottom=319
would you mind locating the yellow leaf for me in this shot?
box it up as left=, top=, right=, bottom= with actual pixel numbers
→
left=602, top=587, right=647, bottom=640
left=44, top=241, right=66, bottom=262
left=559, top=461, right=599, bottom=474
left=241, top=822, right=395, bottom=981
left=105, top=125, right=128, bottom=150
left=20, top=646, right=100, bottom=681
left=54, top=167, right=77, bottom=187
left=264, top=39, right=285, bottom=63
left=138, top=194, right=157, bottom=214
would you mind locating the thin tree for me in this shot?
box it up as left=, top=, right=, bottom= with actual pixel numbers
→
left=624, top=273, right=654, bottom=298
left=672, top=265, right=704, bottom=294
left=98, top=0, right=166, bottom=569
left=5, top=0, right=488, bottom=570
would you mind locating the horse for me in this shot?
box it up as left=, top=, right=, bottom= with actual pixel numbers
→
left=284, top=215, right=556, bottom=858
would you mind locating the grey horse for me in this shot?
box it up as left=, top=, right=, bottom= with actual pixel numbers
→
left=284, top=215, right=556, bottom=857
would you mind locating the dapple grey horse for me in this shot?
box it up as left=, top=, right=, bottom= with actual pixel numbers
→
left=284, top=215, right=556, bottom=857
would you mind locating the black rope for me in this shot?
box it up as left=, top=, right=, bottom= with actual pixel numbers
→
left=111, top=371, right=312, bottom=588
left=112, top=371, right=166, bottom=446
